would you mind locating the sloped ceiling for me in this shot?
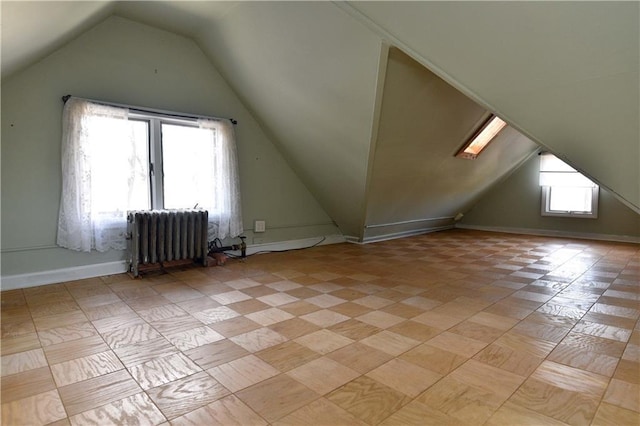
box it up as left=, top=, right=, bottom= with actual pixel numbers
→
left=342, top=1, right=640, bottom=214
left=2, top=1, right=636, bottom=240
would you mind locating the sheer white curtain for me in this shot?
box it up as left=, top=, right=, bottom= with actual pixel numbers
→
left=57, top=98, right=243, bottom=253
left=198, top=118, right=243, bottom=240
left=57, top=98, right=148, bottom=252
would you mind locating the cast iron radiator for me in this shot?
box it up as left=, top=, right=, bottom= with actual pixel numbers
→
left=127, top=209, right=209, bottom=277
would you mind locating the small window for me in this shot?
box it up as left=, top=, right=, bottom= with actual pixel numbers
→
left=539, top=153, right=599, bottom=218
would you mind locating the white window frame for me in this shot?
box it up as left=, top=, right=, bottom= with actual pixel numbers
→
left=128, top=112, right=206, bottom=211
left=540, top=185, right=599, bottom=218
left=539, top=153, right=599, bottom=219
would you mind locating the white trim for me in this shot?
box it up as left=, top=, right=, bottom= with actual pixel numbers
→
left=365, top=216, right=454, bottom=229
left=455, top=224, right=640, bottom=244
left=1, top=235, right=348, bottom=290
left=346, top=225, right=453, bottom=245
left=1, top=261, right=128, bottom=291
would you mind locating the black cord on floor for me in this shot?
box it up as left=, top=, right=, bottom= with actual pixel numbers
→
left=224, top=237, right=326, bottom=259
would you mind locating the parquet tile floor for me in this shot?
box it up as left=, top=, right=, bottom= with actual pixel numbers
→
left=1, top=229, right=639, bottom=425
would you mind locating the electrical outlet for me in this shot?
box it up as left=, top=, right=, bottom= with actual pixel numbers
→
left=254, top=220, right=266, bottom=233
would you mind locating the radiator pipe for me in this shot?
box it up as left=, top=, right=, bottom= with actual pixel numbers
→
left=208, top=236, right=246, bottom=258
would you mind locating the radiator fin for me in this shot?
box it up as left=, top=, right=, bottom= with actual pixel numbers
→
left=127, top=209, right=209, bottom=277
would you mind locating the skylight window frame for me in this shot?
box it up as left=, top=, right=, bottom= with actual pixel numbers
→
left=455, top=114, right=507, bottom=160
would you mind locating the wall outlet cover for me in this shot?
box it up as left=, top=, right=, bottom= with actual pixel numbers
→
left=254, top=220, right=266, bottom=233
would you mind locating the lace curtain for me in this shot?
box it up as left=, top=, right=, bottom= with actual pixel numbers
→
left=198, top=118, right=244, bottom=240
left=57, top=98, right=243, bottom=252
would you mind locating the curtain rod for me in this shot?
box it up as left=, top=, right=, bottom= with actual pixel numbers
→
left=61, top=95, right=237, bottom=125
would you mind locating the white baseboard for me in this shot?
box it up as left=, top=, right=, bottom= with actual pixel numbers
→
left=346, top=225, right=454, bottom=244
left=1, top=261, right=128, bottom=291
left=1, top=234, right=347, bottom=290
left=455, top=224, right=640, bottom=244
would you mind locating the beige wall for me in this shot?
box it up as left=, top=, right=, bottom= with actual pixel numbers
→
left=459, top=154, right=640, bottom=240
left=363, top=48, right=537, bottom=241
left=1, top=16, right=338, bottom=277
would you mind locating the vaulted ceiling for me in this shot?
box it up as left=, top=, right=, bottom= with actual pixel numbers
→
left=2, top=1, right=637, bottom=241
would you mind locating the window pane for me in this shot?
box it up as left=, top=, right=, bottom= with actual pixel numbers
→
left=90, top=117, right=150, bottom=213
left=162, top=123, right=216, bottom=210
left=549, top=186, right=592, bottom=213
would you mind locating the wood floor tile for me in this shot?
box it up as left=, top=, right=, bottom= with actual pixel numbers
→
left=83, top=301, right=135, bottom=321
left=1, top=332, right=41, bottom=356
left=1, top=313, right=36, bottom=338
left=327, top=375, right=411, bottom=425
left=165, top=326, right=224, bottom=351
left=278, top=300, right=321, bottom=316
left=211, top=290, right=253, bottom=305
left=287, top=357, right=360, bottom=395
left=208, top=315, right=262, bottom=338
left=591, top=402, right=640, bottom=426
left=129, top=352, right=201, bottom=390
left=532, top=360, right=609, bottom=398
left=0, top=366, right=56, bottom=403
left=400, top=343, right=467, bottom=375
left=416, top=376, right=504, bottom=423
left=33, top=311, right=89, bottom=332
left=236, top=374, right=320, bottom=422
left=245, top=307, right=295, bottom=326
left=473, top=343, right=544, bottom=377
left=2, top=231, right=639, bottom=425
left=356, top=311, right=405, bottom=329
left=208, top=354, right=280, bottom=392
left=613, top=359, right=640, bottom=385
left=300, top=309, right=349, bottom=327
left=510, top=377, right=600, bottom=425
left=150, top=315, right=203, bottom=335
left=29, top=301, right=81, bottom=319
left=256, top=341, right=321, bottom=371
left=1, top=389, right=67, bottom=425
left=92, top=312, right=143, bottom=334
left=426, top=331, right=488, bottom=357
left=38, top=322, right=98, bottom=346
left=572, top=320, right=632, bottom=343
left=295, top=329, right=354, bottom=355
left=379, top=399, right=462, bottom=426
left=603, top=379, right=640, bottom=412
left=102, top=323, right=162, bottom=349
left=146, top=371, right=230, bottom=420
left=327, top=342, right=393, bottom=374
left=171, top=394, right=267, bottom=426
left=183, top=339, right=249, bottom=370
left=485, top=401, right=569, bottom=426
left=329, top=301, right=373, bottom=318
left=360, top=330, right=420, bottom=356
left=273, top=397, right=367, bottom=426
left=366, top=358, right=441, bottom=397
left=68, top=392, right=166, bottom=425
left=58, top=369, right=142, bottom=416
left=230, top=327, right=288, bottom=352
left=51, top=350, right=124, bottom=387
left=450, top=359, right=524, bottom=400
left=191, top=305, right=240, bottom=324
left=114, top=337, right=178, bottom=368
left=1, top=348, right=48, bottom=376
left=548, top=342, right=619, bottom=376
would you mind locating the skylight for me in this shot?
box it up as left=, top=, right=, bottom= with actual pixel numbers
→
left=456, top=115, right=507, bottom=160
